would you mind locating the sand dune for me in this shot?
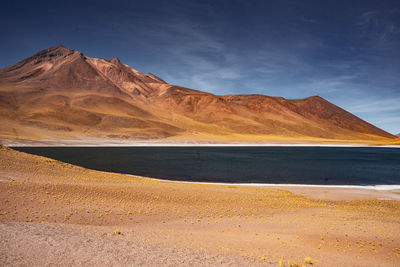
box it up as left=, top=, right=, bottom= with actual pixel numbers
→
left=1, top=146, right=400, bottom=266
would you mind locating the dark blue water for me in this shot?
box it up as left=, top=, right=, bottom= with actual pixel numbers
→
left=12, top=146, right=400, bottom=185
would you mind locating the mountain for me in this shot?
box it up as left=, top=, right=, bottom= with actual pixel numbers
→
left=397, top=133, right=400, bottom=137
left=0, top=45, right=397, bottom=144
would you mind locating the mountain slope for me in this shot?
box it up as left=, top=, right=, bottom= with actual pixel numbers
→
left=0, top=45, right=397, bottom=144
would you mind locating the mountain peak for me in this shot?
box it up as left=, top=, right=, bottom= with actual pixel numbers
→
left=0, top=46, right=168, bottom=99
left=307, top=95, right=323, bottom=100
left=108, top=57, right=121, bottom=64
left=33, top=45, right=76, bottom=58
left=47, top=45, right=72, bottom=52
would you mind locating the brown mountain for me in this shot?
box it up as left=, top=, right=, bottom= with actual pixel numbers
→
left=0, top=45, right=397, bottom=144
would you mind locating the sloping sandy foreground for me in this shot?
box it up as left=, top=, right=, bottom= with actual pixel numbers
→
left=1, top=146, right=400, bottom=266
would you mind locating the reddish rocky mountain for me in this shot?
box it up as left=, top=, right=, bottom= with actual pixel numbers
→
left=0, top=45, right=397, bottom=144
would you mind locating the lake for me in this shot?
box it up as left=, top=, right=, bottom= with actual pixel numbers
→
left=12, top=146, right=400, bottom=186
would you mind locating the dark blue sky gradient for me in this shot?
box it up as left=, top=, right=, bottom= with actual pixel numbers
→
left=1, top=0, right=399, bottom=133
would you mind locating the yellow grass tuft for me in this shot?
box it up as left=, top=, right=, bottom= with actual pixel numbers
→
left=304, top=257, right=313, bottom=264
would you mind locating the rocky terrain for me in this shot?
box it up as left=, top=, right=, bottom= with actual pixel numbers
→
left=0, top=46, right=398, bottom=144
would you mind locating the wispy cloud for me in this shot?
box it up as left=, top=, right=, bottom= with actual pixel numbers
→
left=299, top=16, right=316, bottom=23
left=350, top=97, right=400, bottom=113
left=357, top=10, right=400, bottom=44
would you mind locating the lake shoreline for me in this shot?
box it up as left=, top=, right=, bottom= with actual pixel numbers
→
left=131, top=174, right=400, bottom=189
left=7, top=143, right=400, bottom=148
left=2, top=136, right=399, bottom=148
left=127, top=175, right=400, bottom=201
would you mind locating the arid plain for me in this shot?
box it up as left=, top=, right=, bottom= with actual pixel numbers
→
left=1, top=145, right=400, bottom=266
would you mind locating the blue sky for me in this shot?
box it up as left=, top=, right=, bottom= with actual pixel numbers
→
left=1, top=0, right=399, bottom=134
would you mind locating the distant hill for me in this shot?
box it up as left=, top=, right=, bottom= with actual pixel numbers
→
left=0, top=45, right=397, bottom=144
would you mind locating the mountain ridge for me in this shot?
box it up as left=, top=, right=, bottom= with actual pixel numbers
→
left=0, top=45, right=397, bottom=144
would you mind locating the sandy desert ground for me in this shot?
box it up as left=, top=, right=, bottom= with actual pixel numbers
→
left=1, top=145, right=400, bottom=266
